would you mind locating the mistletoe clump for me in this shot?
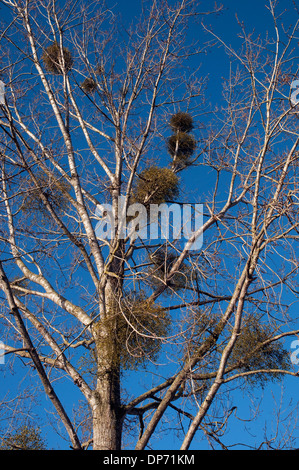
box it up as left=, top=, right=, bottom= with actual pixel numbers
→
left=168, top=112, right=196, bottom=169
left=22, top=172, right=71, bottom=220
left=93, top=295, right=171, bottom=371
left=117, top=295, right=171, bottom=370
left=148, top=246, right=193, bottom=291
left=229, top=317, right=291, bottom=386
left=81, top=77, right=97, bottom=94
left=170, top=112, right=194, bottom=133
left=132, top=166, right=179, bottom=206
left=42, top=41, right=73, bottom=74
left=167, top=132, right=196, bottom=159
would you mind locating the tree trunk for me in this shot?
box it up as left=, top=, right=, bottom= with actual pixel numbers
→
left=91, top=370, right=122, bottom=450
left=91, top=245, right=124, bottom=450
left=91, top=308, right=123, bottom=450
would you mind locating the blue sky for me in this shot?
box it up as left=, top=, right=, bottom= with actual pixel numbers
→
left=0, top=0, right=299, bottom=451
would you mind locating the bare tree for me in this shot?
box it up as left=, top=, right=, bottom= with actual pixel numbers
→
left=0, top=0, right=299, bottom=451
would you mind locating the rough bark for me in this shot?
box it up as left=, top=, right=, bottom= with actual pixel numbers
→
left=91, top=245, right=124, bottom=450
